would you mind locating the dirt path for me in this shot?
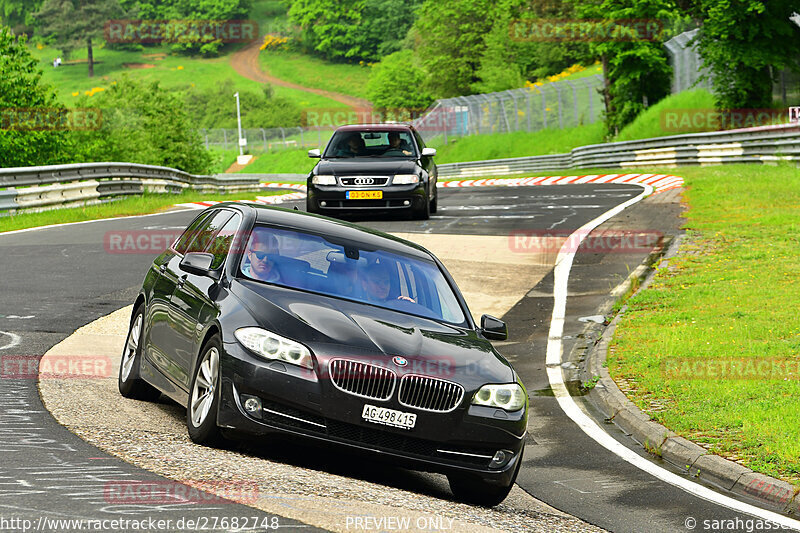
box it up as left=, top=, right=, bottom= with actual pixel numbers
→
left=230, top=41, right=372, bottom=110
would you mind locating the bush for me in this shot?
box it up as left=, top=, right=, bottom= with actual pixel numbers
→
left=182, top=80, right=302, bottom=129
left=70, top=77, right=213, bottom=174
left=366, top=50, right=432, bottom=111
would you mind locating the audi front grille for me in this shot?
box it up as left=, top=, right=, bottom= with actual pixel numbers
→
left=398, top=375, right=464, bottom=412
left=339, top=176, right=389, bottom=187
left=329, top=359, right=396, bottom=401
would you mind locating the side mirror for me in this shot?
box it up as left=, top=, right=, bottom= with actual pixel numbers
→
left=179, top=252, right=219, bottom=280
left=421, top=148, right=437, bottom=157
left=480, top=314, right=508, bottom=341
left=308, top=149, right=321, bottom=158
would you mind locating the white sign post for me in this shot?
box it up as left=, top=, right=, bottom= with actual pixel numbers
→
left=234, top=92, right=253, bottom=165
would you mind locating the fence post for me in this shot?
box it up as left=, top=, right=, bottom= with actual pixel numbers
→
left=556, top=84, right=564, bottom=129
left=565, top=80, right=578, bottom=126
left=261, top=128, right=267, bottom=151
left=527, top=90, right=532, bottom=132
left=588, top=78, right=595, bottom=123
left=541, top=90, right=547, bottom=129
left=223, top=129, right=228, bottom=150
left=300, top=128, right=304, bottom=147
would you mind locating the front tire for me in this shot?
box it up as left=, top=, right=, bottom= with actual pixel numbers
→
left=429, top=195, right=438, bottom=214
left=447, top=451, right=522, bottom=507
left=413, top=194, right=430, bottom=220
left=118, top=305, right=161, bottom=401
left=187, top=335, right=224, bottom=446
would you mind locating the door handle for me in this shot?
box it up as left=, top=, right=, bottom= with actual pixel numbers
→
left=177, top=275, right=187, bottom=288
left=159, top=264, right=167, bottom=273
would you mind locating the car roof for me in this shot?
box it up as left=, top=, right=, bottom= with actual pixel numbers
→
left=217, top=202, right=434, bottom=260
left=334, top=123, right=413, bottom=132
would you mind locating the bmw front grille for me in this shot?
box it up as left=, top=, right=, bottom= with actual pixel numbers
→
left=329, top=359, right=396, bottom=400
left=398, top=375, right=464, bottom=412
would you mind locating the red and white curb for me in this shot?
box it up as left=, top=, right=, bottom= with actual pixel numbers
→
left=175, top=174, right=683, bottom=209
left=438, top=173, right=684, bottom=194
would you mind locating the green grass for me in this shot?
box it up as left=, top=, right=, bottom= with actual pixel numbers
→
left=430, top=122, right=606, bottom=163
left=31, top=44, right=345, bottom=109
left=607, top=163, right=800, bottom=484
left=0, top=189, right=286, bottom=233
left=235, top=149, right=315, bottom=175
left=258, top=50, right=372, bottom=100
left=615, top=89, right=716, bottom=142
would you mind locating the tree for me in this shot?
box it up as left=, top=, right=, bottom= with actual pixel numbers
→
left=695, top=0, right=800, bottom=110
left=35, top=0, right=124, bottom=77
left=571, top=0, right=677, bottom=135
left=410, top=0, right=495, bottom=98
left=0, top=26, right=70, bottom=167
left=366, top=50, right=433, bottom=111
left=0, top=0, right=43, bottom=31
left=287, top=0, right=367, bottom=60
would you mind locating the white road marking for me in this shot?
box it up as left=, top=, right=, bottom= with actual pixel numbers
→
left=0, top=331, right=21, bottom=351
left=0, top=209, right=194, bottom=237
left=544, top=185, right=800, bottom=530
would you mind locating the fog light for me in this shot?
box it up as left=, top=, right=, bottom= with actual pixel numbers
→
left=242, top=395, right=262, bottom=419
left=320, top=201, right=327, bottom=207
left=489, top=450, right=512, bottom=469
left=403, top=200, right=410, bottom=206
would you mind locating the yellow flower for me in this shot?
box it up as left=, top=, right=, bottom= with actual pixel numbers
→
left=72, top=91, right=79, bottom=97
left=177, top=66, right=184, bottom=70
left=36, top=43, right=44, bottom=50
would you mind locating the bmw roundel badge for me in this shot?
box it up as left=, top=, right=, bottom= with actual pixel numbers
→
left=392, top=356, right=408, bottom=367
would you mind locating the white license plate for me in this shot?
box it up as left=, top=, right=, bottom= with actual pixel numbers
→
left=361, top=404, right=416, bottom=430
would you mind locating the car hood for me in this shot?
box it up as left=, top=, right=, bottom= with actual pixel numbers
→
left=231, top=280, right=514, bottom=386
left=316, top=158, right=419, bottom=176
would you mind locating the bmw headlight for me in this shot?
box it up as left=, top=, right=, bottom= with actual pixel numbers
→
left=472, top=383, right=526, bottom=411
left=312, top=175, right=337, bottom=185
left=234, top=327, right=314, bottom=369
left=393, top=174, right=419, bottom=184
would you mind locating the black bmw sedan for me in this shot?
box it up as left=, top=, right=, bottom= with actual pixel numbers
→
left=306, top=124, right=438, bottom=220
left=119, top=202, right=528, bottom=506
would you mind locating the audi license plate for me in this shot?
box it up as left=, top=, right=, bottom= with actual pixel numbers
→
left=362, top=404, right=416, bottom=430
left=346, top=190, right=382, bottom=200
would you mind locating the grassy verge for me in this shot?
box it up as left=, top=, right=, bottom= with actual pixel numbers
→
left=258, top=50, right=371, bottom=100
left=0, top=189, right=286, bottom=233
left=430, top=123, right=606, bottom=163
left=31, top=44, right=345, bottom=109
left=608, top=163, right=800, bottom=484
left=235, top=150, right=315, bottom=175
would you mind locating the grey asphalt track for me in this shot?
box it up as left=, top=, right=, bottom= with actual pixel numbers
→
left=0, top=185, right=791, bottom=533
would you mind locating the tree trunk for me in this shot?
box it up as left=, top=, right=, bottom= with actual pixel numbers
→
left=87, top=37, right=94, bottom=78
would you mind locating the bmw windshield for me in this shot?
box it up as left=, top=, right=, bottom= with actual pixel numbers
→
left=238, top=224, right=467, bottom=325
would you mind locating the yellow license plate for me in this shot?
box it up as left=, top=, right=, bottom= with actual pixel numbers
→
left=346, top=190, right=382, bottom=200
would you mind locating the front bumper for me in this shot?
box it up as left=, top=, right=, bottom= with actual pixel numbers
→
left=307, top=183, right=428, bottom=211
left=217, top=341, right=526, bottom=485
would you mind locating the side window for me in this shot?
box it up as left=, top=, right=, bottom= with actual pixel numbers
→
left=173, top=212, right=213, bottom=255
left=412, top=130, right=426, bottom=149
left=205, top=213, right=242, bottom=269
left=185, top=210, right=234, bottom=255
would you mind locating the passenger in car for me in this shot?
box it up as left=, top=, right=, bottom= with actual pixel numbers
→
left=242, top=231, right=281, bottom=283
left=335, top=134, right=366, bottom=157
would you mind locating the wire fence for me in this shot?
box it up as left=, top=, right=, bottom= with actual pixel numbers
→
left=412, top=74, right=605, bottom=144
left=664, top=29, right=712, bottom=94
left=199, top=127, right=336, bottom=153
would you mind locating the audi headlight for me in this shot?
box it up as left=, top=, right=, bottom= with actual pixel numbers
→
left=234, top=327, right=314, bottom=369
left=472, top=383, right=526, bottom=411
left=312, top=175, right=337, bottom=185
left=393, top=174, right=419, bottom=185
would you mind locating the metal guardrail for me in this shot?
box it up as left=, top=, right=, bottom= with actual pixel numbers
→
left=0, top=162, right=267, bottom=213
left=437, top=123, right=800, bottom=178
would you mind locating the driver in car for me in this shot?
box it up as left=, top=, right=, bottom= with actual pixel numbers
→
left=242, top=231, right=281, bottom=283
left=386, top=132, right=412, bottom=156
left=360, top=262, right=415, bottom=305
